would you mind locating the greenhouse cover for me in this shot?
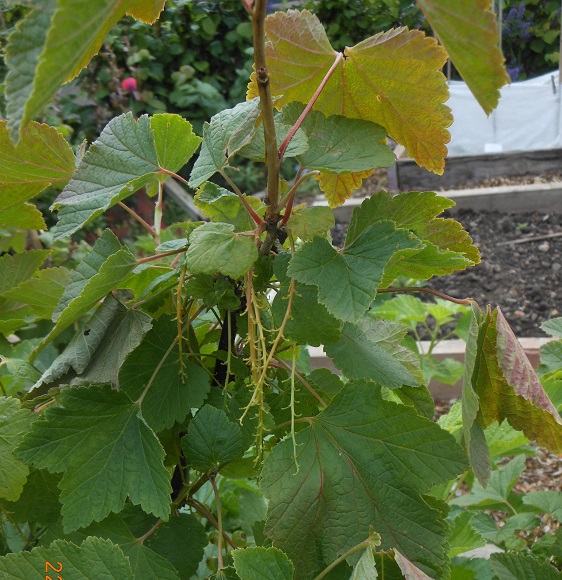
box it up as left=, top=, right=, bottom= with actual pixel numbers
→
left=447, top=70, right=562, bottom=156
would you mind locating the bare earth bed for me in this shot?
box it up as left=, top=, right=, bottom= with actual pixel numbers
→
left=332, top=208, right=562, bottom=337
left=427, top=209, right=562, bottom=338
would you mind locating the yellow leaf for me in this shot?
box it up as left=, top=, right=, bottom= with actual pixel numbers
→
left=254, top=10, right=451, bottom=174
left=126, top=0, right=166, bottom=23
left=417, top=0, right=509, bottom=115
left=315, top=170, right=373, bottom=208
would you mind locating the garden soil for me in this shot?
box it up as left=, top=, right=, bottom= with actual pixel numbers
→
left=332, top=209, right=562, bottom=338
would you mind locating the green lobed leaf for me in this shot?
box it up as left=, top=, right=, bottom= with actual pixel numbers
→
left=0, top=203, right=46, bottom=229
left=447, top=512, right=486, bottom=558
left=181, top=405, right=244, bottom=471
left=60, top=511, right=181, bottom=580
left=472, top=308, right=562, bottom=453
left=347, top=191, right=479, bottom=285
left=252, top=10, right=451, bottom=173
left=4, top=0, right=58, bottom=142
left=0, top=536, right=133, bottom=579
left=186, top=222, right=259, bottom=279
left=0, top=249, right=50, bottom=296
left=0, top=357, right=41, bottom=395
left=189, top=99, right=261, bottom=188
left=538, top=341, right=562, bottom=376
left=5, top=0, right=146, bottom=142
left=531, top=529, right=562, bottom=564
left=325, top=317, right=423, bottom=388
left=288, top=221, right=421, bottom=323
left=217, top=478, right=267, bottom=534
left=285, top=205, right=334, bottom=242
left=150, top=113, right=201, bottom=176
left=371, top=295, right=428, bottom=328
left=421, top=356, right=464, bottom=386
left=2, top=468, right=61, bottom=525
left=450, top=455, right=525, bottom=510
left=541, top=317, right=562, bottom=338
left=489, top=552, right=561, bottom=580
left=232, top=547, right=294, bottom=580
left=2, top=266, right=71, bottom=320
left=51, top=113, right=199, bottom=238
left=485, top=421, right=530, bottom=460
left=0, top=397, right=36, bottom=502
left=416, top=0, right=509, bottom=115
left=119, top=315, right=210, bottom=432
left=195, top=182, right=263, bottom=232
left=272, top=253, right=341, bottom=347
left=16, top=384, right=172, bottom=532
left=522, top=491, right=562, bottom=522
left=261, top=380, right=468, bottom=578
left=382, top=384, right=435, bottom=421
left=350, top=547, right=378, bottom=580
left=279, top=102, right=395, bottom=173
left=146, top=513, right=208, bottom=579
left=38, top=230, right=137, bottom=350
left=495, top=513, right=540, bottom=547
left=237, top=119, right=309, bottom=161
left=119, top=541, right=179, bottom=580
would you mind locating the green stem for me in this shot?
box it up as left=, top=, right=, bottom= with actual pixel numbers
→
left=279, top=170, right=320, bottom=226
left=274, top=357, right=327, bottom=408
left=135, top=519, right=163, bottom=543
left=446, top=471, right=467, bottom=503
left=210, top=475, right=224, bottom=569
left=154, top=181, right=163, bottom=246
left=136, top=247, right=186, bottom=265
left=290, top=345, right=299, bottom=473
left=188, top=498, right=237, bottom=550
left=314, top=538, right=372, bottom=580
left=135, top=333, right=178, bottom=407
left=378, top=286, right=475, bottom=306
left=131, top=276, right=179, bottom=309
left=118, top=201, right=156, bottom=237
left=504, top=500, right=518, bottom=516
left=135, top=311, right=201, bottom=406
left=221, top=169, right=263, bottom=225
left=158, top=167, right=189, bottom=187
left=252, top=0, right=280, bottom=220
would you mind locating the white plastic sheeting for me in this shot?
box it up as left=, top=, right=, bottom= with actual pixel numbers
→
left=446, top=71, right=562, bottom=156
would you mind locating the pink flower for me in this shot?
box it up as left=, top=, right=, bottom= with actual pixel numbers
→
left=121, top=77, right=137, bottom=92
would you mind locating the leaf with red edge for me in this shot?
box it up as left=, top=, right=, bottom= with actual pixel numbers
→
left=471, top=307, right=562, bottom=452
left=250, top=10, right=451, bottom=174
left=416, top=0, right=509, bottom=115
